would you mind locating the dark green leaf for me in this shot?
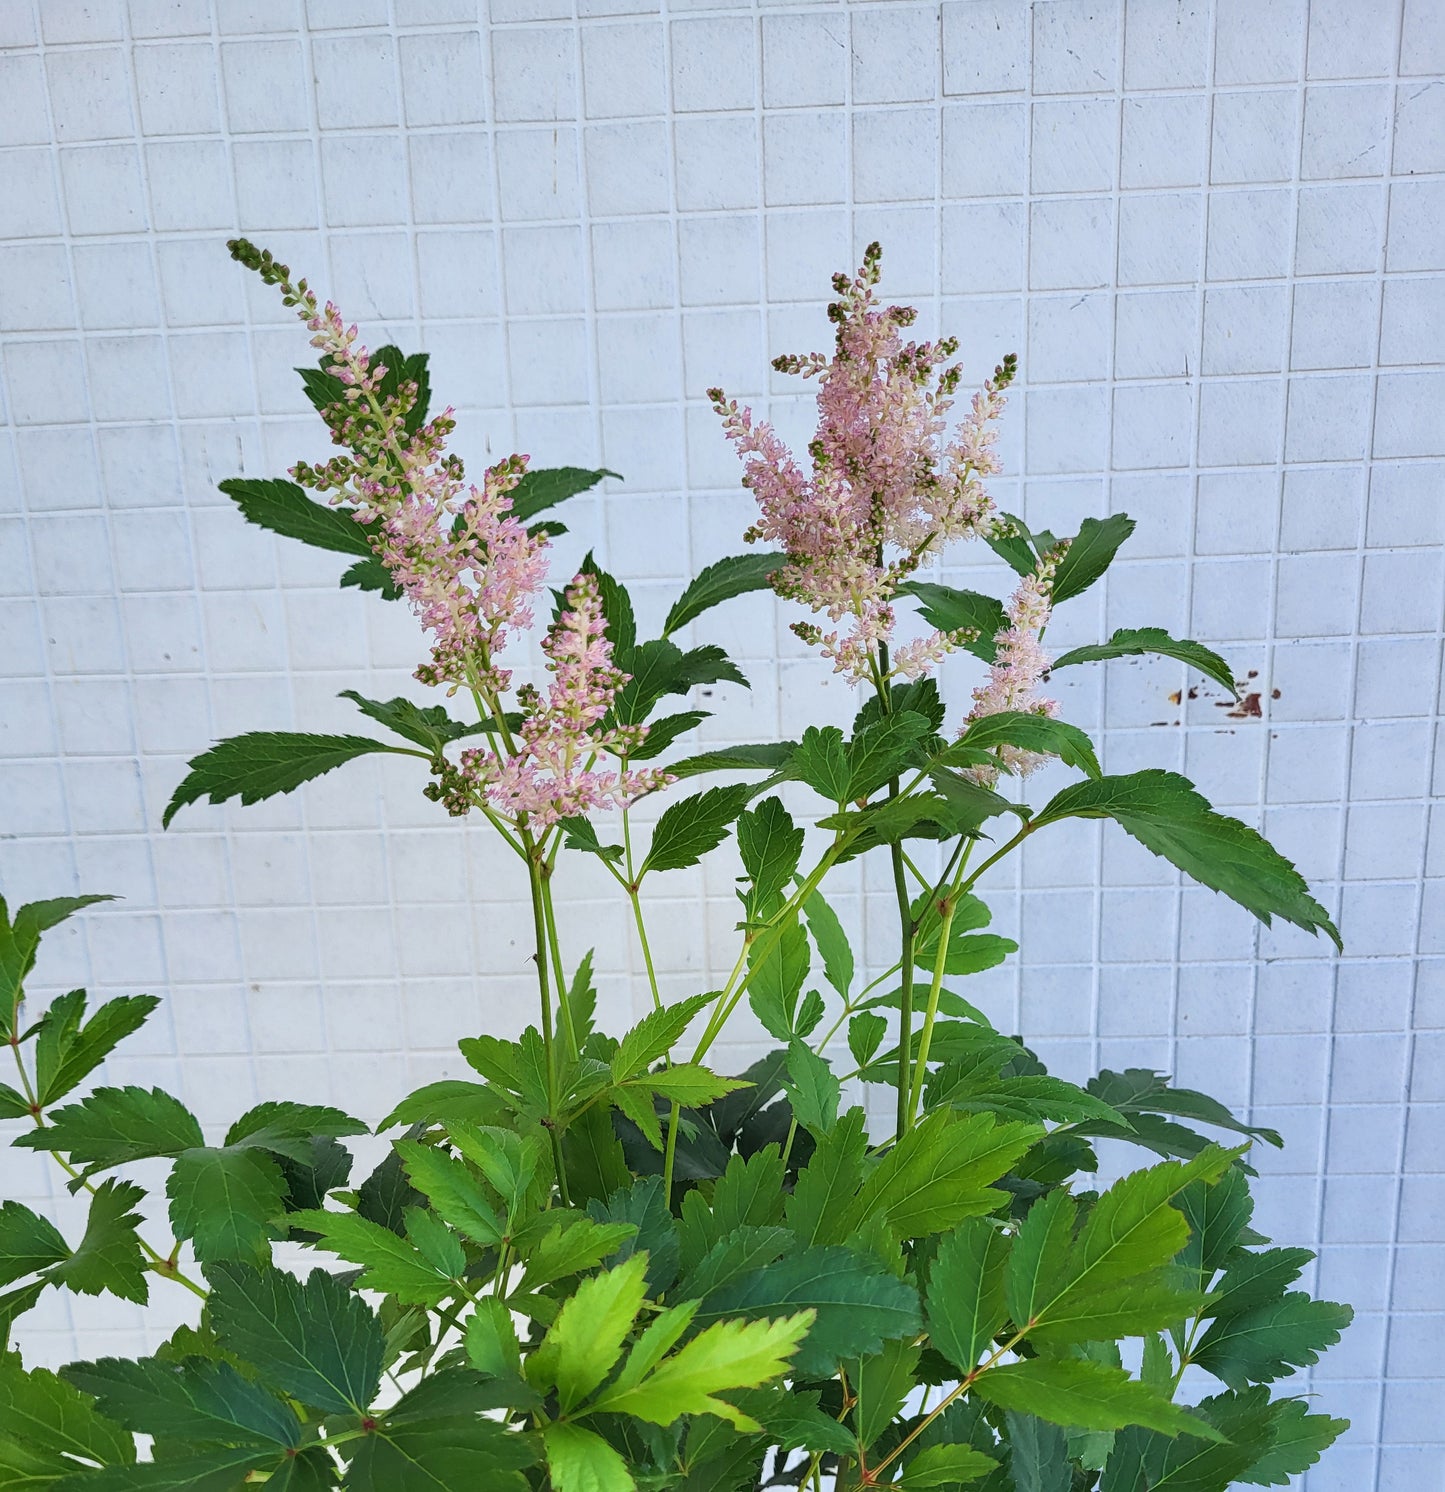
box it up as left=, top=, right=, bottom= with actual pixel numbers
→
left=0, top=1200, right=69, bottom=1287
left=900, top=1443, right=997, bottom=1489
left=897, top=582, right=1006, bottom=662
left=725, top=1386, right=856, bottom=1456
left=973, top=1359, right=1221, bottom=1438
left=665, top=742, right=797, bottom=781
left=737, top=797, right=804, bottom=910
left=163, top=734, right=409, bottom=829
left=958, top=712, right=1101, bottom=779
left=1034, top=771, right=1341, bottom=948
left=47, top=1180, right=149, bottom=1303
left=33, top=993, right=159, bottom=1109
left=642, top=785, right=754, bottom=874
left=782, top=1040, right=839, bottom=1137
left=629, top=710, right=710, bottom=761
left=1239, top=1397, right=1349, bottom=1487
left=747, top=919, right=810, bottom=1042
left=1004, top=1411, right=1070, bottom=1492
left=166, top=1147, right=287, bottom=1264
left=218, top=477, right=374, bottom=557
left=509, top=466, right=618, bottom=524
left=224, top=1101, right=368, bottom=1163
left=1193, top=1292, right=1352, bottom=1390
left=208, top=1262, right=383, bottom=1415
left=848, top=1012, right=887, bottom=1069
left=542, top=1422, right=630, bottom=1492
left=674, top=1225, right=794, bottom=1302
left=346, top=1416, right=535, bottom=1492
left=678, top=1147, right=786, bottom=1273
left=926, top=1218, right=1010, bottom=1374
left=663, top=552, right=782, bottom=638
left=984, top=513, right=1039, bottom=576
left=789, top=726, right=851, bottom=804
left=578, top=553, right=636, bottom=655
left=586, top=1175, right=680, bottom=1294
left=339, top=555, right=401, bottom=598
left=1051, top=628, right=1238, bottom=700
left=339, top=691, right=490, bottom=755
left=800, top=885, right=853, bottom=997
left=55, top=1444, right=283, bottom=1489
left=846, top=711, right=933, bottom=800
left=784, top=1108, right=867, bottom=1248
left=1050, top=515, right=1136, bottom=605
left=0, top=1354, right=134, bottom=1469
left=16, top=1087, right=203, bottom=1173
left=558, top=816, right=626, bottom=865
left=1086, top=1069, right=1284, bottom=1149
left=1, top=895, right=116, bottom=1032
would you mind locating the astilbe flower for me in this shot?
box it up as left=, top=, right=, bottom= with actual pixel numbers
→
left=456, top=574, right=668, bottom=829
left=963, top=546, right=1067, bottom=784
left=709, top=241, right=1016, bottom=685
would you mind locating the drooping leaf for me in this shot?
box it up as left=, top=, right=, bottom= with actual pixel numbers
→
left=1034, top=771, right=1341, bottom=947
left=46, top=1180, right=149, bottom=1303
left=1051, top=628, right=1238, bottom=700
left=1238, top=1397, right=1349, bottom=1487
left=973, top=1358, right=1222, bottom=1439
left=163, top=734, right=410, bottom=828
left=957, top=712, right=1101, bottom=780
left=897, top=582, right=1006, bottom=663
left=339, top=691, right=492, bottom=756
left=695, top=1246, right=922, bottom=1377
left=33, top=992, right=160, bottom=1108
left=224, top=1101, right=368, bottom=1164
left=61, top=1355, right=301, bottom=1449
left=218, top=477, right=374, bottom=557
left=166, top=1147, right=287, bottom=1264
left=926, top=1217, right=1010, bottom=1374
left=207, top=1262, right=384, bottom=1415
left=1085, top=1069, right=1283, bottom=1150
left=1192, top=1292, right=1353, bottom=1390
left=1050, top=514, right=1136, bottom=605
left=662, top=552, right=782, bottom=638
left=642, top=785, right=754, bottom=875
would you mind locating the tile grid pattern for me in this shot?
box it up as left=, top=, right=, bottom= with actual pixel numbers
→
left=0, top=0, right=1441, bottom=1484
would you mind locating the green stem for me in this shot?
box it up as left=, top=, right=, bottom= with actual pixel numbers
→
left=905, top=892, right=955, bottom=1126
left=623, top=807, right=664, bottom=1014
left=661, top=1100, right=682, bottom=1212
left=890, top=840, right=916, bottom=1140
left=539, top=866, right=578, bottom=1061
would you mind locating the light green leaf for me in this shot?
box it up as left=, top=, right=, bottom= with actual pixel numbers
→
left=13, top=1086, right=202, bottom=1174
left=974, top=1359, right=1223, bottom=1438
left=542, top=1422, right=635, bottom=1492
left=639, top=1064, right=747, bottom=1108
left=167, top=1148, right=287, bottom=1264
left=611, top=992, right=714, bottom=1084
left=528, top=1252, right=648, bottom=1410
left=1035, top=771, right=1340, bottom=947
left=926, top=1218, right=1010, bottom=1373
left=642, top=785, right=754, bottom=874
left=900, top=1443, right=998, bottom=1488
left=394, top=1140, right=504, bottom=1247
left=782, top=1040, right=839, bottom=1136
left=1051, top=628, right=1237, bottom=699
left=467, top=1297, right=523, bottom=1380
left=207, top=1262, right=383, bottom=1416
left=662, top=551, right=781, bottom=638
left=848, top=1012, right=887, bottom=1069
left=163, top=733, right=409, bottom=828
left=800, top=884, right=853, bottom=997
left=287, top=1209, right=459, bottom=1305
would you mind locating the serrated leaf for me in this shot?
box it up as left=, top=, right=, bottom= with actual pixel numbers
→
left=1051, top=628, right=1238, bottom=700
left=674, top=1226, right=794, bottom=1302
left=15, top=1086, right=202, bottom=1173
left=207, top=1262, right=383, bottom=1415
left=662, top=551, right=782, bottom=638
left=799, top=884, right=852, bottom=998
left=926, top=1217, right=1010, bottom=1373
left=694, top=1245, right=922, bottom=1377
left=737, top=797, right=804, bottom=911
left=848, top=1012, right=887, bottom=1069
left=611, top=992, right=714, bottom=1084
left=1192, top=1292, right=1352, bottom=1390
left=47, top=1180, right=149, bottom=1304
left=0, top=1201, right=69, bottom=1287
left=339, top=554, right=400, bottom=598
left=595, top=1311, right=812, bottom=1427
left=394, top=1141, right=504, bottom=1247
left=34, top=992, right=159, bottom=1109
left=973, top=1359, right=1222, bottom=1439
left=900, top=1443, right=998, bottom=1488
left=167, top=1147, right=287, bottom=1264
left=958, top=711, right=1101, bottom=779
left=0, top=1355, right=134, bottom=1470
left=1005, top=1410, right=1070, bottom=1492
left=1086, top=1068, right=1283, bottom=1149
left=286, top=1209, right=459, bottom=1305
left=510, top=466, right=618, bottom=524
left=542, top=1421, right=635, bottom=1492
left=528, top=1252, right=648, bottom=1410
left=1035, top=770, right=1340, bottom=948
left=984, top=513, right=1040, bottom=576
left=846, top=711, right=933, bottom=801
left=665, top=742, right=797, bottom=781
left=586, top=1176, right=679, bottom=1294
left=54, top=1443, right=284, bottom=1489
left=163, top=733, right=409, bottom=828
left=678, top=1149, right=786, bottom=1275
left=1050, top=514, right=1136, bottom=604
left=559, top=816, right=626, bottom=865
left=1, top=895, right=116, bottom=1036
left=856, top=1336, right=920, bottom=1448
left=627, top=709, right=709, bottom=761
left=640, top=1064, right=747, bottom=1107
left=897, top=582, right=1006, bottom=663
left=784, top=1108, right=867, bottom=1248
left=517, top=1217, right=638, bottom=1292
left=346, top=1410, right=535, bottom=1492
left=339, top=690, right=491, bottom=755
left=224, top=1101, right=368, bottom=1163
left=218, top=477, right=374, bottom=556
left=61, top=1355, right=300, bottom=1449
left=726, top=1386, right=856, bottom=1455
left=782, top=1040, right=838, bottom=1137
left=1239, top=1397, right=1348, bottom=1487
left=642, top=785, right=754, bottom=875
left=792, top=726, right=850, bottom=803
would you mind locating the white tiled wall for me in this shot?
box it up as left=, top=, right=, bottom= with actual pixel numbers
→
left=1, top=0, right=1441, bottom=1483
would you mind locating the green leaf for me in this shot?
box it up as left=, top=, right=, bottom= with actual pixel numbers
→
left=224, top=1101, right=368, bottom=1163
left=0, top=1355, right=134, bottom=1469
left=1006, top=1189, right=1075, bottom=1329
left=784, top=1108, right=867, bottom=1248
left=1100, top=1389, right=1277, bottom=1492
left=0, top=1201, right=68, bottom=1287
left=679, top=1149, right=785, bottom=1272
left=339, top=553, right=400, bottom=598
left=1004, top=1411, right=1070, bottom=1492
left=1050, top=514, right=1136, bottom=605
left=1202, top=1247, right=1312, bottom=1319
left=586, top=1176, right=679, bottom=1294
left=1051, top=628, right=1238, bottom=700
left=674, top=1225, right=794, bottom=1302
left=1034, top=771, right=1341, bottom=948
left=792, top=726, right=851, bottom=804
left=1177, top=1166, right=1254, bottom=1284
left=517, top=1217, right=638, bottom=1292
left=1, top=895, right=116, bottom=1036
left=1239, top=1397, right=1349, bottom=1487
left=900, top=1444, right=998, bottom=1489
left=287, top=1208, right=459, bottom=1305
left=855, top=1336, right=919, bottom=1448
left=527, top=1251, right=647, bottom=1410
left=298, top=343, right=432, bottom=437
left=611, top=992, right=714, bottom=1084
left=33, top=992, right=159, bottom=1109
left=848, top=1012, right=887, bottom=1069
left=640, top=1064, right=747, bottom=1108
left=15, top=1086, right=202, bottom=1173
left=167, top=1148, right=287, bottom=1264
left=559, top=817, right=626, bottom=866
left=0, top=1084, right=29, bottom=1119
left=394, top=1141, right=504, bottom=1247
left=737, top=798, right=804, bottom=911
left=846, top=711, right=932, bottom=801
left=926, top=1218, right=1010, bottom=1373
left=628, top=709, right=709, bottom=761
left=1086, top=1069, right=1283, bottom=1150
left=642, top=785, right=754, bottom=875
left=694, top=1245, right=922, bottom=1377
left=747, top=919, right=810, bottom=1042
left=596, top=1310, right=812, bottom=1427
left=61, top=1355, right=300, bottom=1449
left=835, top=1110, right=1040, bottom=1241
left=800, top=885, right=853, bottom=998
left=973, top=1359, right=1222, bottom=1439
left=467, top=1296, right=523, bottom=1380
left=346, top=1411, right=534, bottom=1492
left=163, top=733, right=409, bottom=828
left=984, top=513, right=1040, bottom=576
left=509, top=466, right=618, bottom=524
left=218, top=477, right=374, bottom=556
left=782, top=1040, right=839, bottom=1137
left=577, top=553, right=636, bottom=655
left=662, top=552, right=782, bottom=638
left=665, top=742, right=797, bottom=781
left=958, top=711, right=1101, bottom=779
left=542, top=1422, right=635, bottom=1492
left=339, top=691, right=491, bottom=756
left=207, top=1262, right=383, bottom=1415
left=1193, top=1291, right=1353, bottom=1390
left=55, top=1443, right=284, bottom=1489
left=47, top=1180, right=149, bottom=1303
left=897, top=582, right=1006, bottom=662
left=725, top=1386, right=857, bottom=1456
